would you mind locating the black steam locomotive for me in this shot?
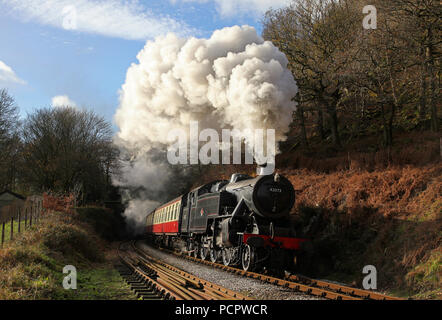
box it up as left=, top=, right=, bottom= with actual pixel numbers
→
left=145, top=171, right=309, bottom=273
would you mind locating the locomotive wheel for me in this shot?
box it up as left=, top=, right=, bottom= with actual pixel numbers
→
left=241, top=244, right=257, bottom=272
left=193, top=242, right=199, bottom=258
left=209, top=242, right=219, bottom=263
left=221, top=248, right=232, bottom=266
left=200, top=244, right=209, bottom=260
left=187, top=241, right=193, bottom=256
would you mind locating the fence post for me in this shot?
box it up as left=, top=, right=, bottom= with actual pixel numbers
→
left=30, top=206, right=33, bottom=227
left=25, top=207, right=28, bottom=229
left=10, top=216, right=13, bottom=241
left=18, top=208, right=21, bottom=234
left=1, top=222, right=4, bottom=248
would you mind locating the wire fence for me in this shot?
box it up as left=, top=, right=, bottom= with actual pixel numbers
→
left=0, top=196, right=44, bottom=248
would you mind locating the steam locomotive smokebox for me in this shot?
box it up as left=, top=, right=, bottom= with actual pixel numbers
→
left=225, top=174, right=295, bottom=219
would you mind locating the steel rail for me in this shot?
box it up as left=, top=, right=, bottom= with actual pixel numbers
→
left=152, top=245, right=402, bottom=301
left=118, top=245, right=183, bottom=300
left=132, top=241, right=252, bottom=300
left=118, top=241, right=250, bottom=300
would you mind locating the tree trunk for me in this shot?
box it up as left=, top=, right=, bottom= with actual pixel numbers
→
left=297, top=104, right=308, bottom=147
left=317, top=106, right=325, bottom=141
left=380, top=103, right=394, bottom=147
left=427, top=46, right=439, bottom=132
left=419, top=47, right=427, bottom=125
left=327, top=105, right=341, bottom=148
left=387, top=103, right=396, bottom=146
left=426, top=28, right=439, bottom=132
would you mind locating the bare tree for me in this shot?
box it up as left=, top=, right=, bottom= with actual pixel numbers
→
left=21, top=107, right=118, bottom=201
left=0, top=89, right=21, bottom=190
left=387, top=0, right=440, bottom=132
left=263, top=0, right=361, bottom=148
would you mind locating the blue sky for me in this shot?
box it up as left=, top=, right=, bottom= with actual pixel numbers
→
left=0, top=0, right=289, bottom=127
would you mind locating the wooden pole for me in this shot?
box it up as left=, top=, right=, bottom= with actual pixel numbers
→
left=18, top=208, right=21, bottom=234
left=10, top=217, right=13, bottom=241
left=24, top=207, right=28, bottom=228
left=1, top=222, right=4, bottom=247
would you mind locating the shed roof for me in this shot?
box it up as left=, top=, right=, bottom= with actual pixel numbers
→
left=0, top=190, right=26, bottom=200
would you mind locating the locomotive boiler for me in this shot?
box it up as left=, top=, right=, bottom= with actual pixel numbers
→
left=145, top=170, right=308, bottom=273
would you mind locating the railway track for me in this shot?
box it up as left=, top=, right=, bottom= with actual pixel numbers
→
left=145, top=243, right=402, bottom=301
left=117, top=241, right=251, bottom=300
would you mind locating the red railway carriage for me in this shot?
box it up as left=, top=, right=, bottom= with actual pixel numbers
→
left=146, top=197, right=182, bottom=235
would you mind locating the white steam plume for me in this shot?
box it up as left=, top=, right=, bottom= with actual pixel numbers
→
left=113, top=25, right=297, bottom=232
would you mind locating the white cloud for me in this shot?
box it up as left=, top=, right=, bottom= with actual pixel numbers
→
left=51, top=95, right=77, bottom=108
left=2, top=0, right=194, bottom=40
left=170, top=0, right=290, bottom=17
left=0, top=60, right=26, bottom=85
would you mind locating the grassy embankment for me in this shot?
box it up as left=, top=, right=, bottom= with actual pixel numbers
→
left=1, top=219, right=27, bottom=244
left=0, top=207, right=136, bottom=300
left=199, top=131, right=441, bottom=299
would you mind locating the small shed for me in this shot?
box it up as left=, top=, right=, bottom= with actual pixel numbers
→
left=0, top=190, right=26, bottom=223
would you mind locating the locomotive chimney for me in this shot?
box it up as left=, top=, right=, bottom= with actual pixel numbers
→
left=257, top=163, right=272, bottom=176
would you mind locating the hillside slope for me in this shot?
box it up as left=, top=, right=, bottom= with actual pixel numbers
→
left=198, top=131, right=441, bottom=299
left=0, top=209, right=135, bottom=300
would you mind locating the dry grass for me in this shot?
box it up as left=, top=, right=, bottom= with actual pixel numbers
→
left=0, top=210, right=134, bottom=300
left=279, top=164, right=441, bottom=298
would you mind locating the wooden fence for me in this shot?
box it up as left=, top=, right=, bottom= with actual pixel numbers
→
left=0, top=196, right=44, bottom=248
